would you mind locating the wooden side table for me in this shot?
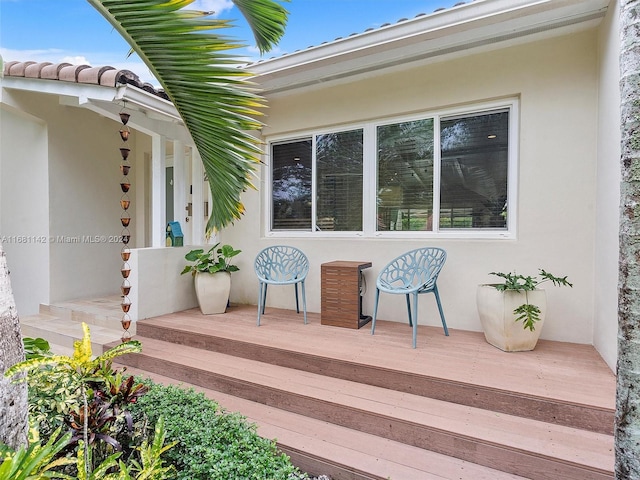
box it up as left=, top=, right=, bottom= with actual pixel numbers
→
left=321, top=261, right=372, bottom=329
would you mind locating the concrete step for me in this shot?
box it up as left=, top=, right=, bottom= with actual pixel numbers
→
left=21, top=312, right=126, bottom=353
left=39, top=296, right=136, bottom=335
left=113, top=336, right=614, bottom=480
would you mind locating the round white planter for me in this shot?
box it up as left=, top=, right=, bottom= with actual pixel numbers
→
left=476, top=285, right=547, bottom=352
left=194, top=271, right=231, bottom=315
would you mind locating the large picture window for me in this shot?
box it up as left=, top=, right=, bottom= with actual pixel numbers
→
left=316, top=129, right=363, bottom=231
left=267, top=100, right=516, bottom=238
left=439, top=110, right=509, bottom=229
left=377, top=119, right=434, bottom=231
left=272, top=140, right=312, bottom=230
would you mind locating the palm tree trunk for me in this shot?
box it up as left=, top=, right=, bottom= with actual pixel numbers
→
left=0, top=246, right=28, bottom=449
left=617, top=1, right=640, bottom=477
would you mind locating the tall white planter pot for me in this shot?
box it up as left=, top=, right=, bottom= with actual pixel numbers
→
left=194, top=271, right=231, bottom=315
left=476, top=285, right=547, bottom=352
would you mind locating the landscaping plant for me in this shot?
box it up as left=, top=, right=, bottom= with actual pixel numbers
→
left=128, top=380, right=306, bottom=480
left=4, top=324, right=147, bottom=477
left=181, top=243, right=241, bottom=276
left=489, top=269, right=573, bottom=330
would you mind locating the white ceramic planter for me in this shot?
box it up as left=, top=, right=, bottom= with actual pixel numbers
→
left=476, top=285, right=547, bottom=352
left=194, top=271, right=231, bottom=315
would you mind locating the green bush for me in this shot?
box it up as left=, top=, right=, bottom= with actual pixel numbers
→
left=129, top=380, right=306, bottom=480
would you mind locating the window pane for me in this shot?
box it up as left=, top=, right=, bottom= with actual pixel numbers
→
left=377, top=119, right=434, bottom=231
left=316, top=130, right=363, bottom=231
left=440, top=110, right=509, bottom=229
left=272, top=140, right=312, bottom=230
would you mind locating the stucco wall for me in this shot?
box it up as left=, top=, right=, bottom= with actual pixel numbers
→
left=2, top=91, right=143, bottom=306
left=595, top=0, right=621, bottom=370
left=126, top=245, right=198, bottom=321
left=222, top=30, right=600, bottom=345
left=0, top=106, right=50, bottom=316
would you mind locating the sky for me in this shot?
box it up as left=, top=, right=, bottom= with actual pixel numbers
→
left=0, top=0, right=462, bottom=85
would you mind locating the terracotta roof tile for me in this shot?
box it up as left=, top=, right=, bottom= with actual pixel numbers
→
left=3, top=60, right=168, bottom=99
left=24, top=62, right=53, bottom=78
left=59, top=64, right=91, bottom=82
left=8, top=61, right=36, bottom=76
left=77, top=65, right=115, bottom=84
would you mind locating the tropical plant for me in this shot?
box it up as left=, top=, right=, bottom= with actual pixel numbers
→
left=0, top=416, right=175, bottom=480
left=488, top=269, right=572, bottom=330
left=22, top=337, right=52, bottom=360
left=123, top=416, right=177, bottom=480
left=71, top=416, right=175, bottom=480
left=5, top=323, right=143, bottom=477
left=181, top=243, right=241, bottom=276
left=0, top=428, right=75, bottom=480
left=88, top=0, right=289, bottom=233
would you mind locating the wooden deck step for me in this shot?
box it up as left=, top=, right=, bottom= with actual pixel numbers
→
left=113, top=336, right=614, bottom=480
left=135, top=312, right=613, bottom=435
left=123, top=367, right=530, bottom=480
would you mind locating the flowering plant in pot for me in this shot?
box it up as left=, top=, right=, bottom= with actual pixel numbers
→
left=181, top=243, right=241, bottom=314
left=477, top=269, right=572, bottom=351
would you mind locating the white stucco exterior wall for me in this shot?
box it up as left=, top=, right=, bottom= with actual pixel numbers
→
left=0, top=106, right=50, bottom=316
left=223, top=30, right=601, bottom=346
left=595, top=0, right=621, bottom=370
left=45, top=99, right=132, bottom=303
left=1, top=90, right=146, bottom=308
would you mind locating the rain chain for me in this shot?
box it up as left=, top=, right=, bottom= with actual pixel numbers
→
left=119, top=109, right=132, bottom=342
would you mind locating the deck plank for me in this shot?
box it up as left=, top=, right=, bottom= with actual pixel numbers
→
left=139, top=304, right=615, bottom=409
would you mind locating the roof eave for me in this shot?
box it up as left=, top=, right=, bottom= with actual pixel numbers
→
left=1, top=76, right=190, bottom=142
left=249, top=0, right=609, bottom=96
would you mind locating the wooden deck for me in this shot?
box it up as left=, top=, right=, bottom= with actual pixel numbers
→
left=105, top=303, right=616, bottom=480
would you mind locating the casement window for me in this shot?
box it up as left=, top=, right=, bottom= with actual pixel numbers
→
left=267, top=100, right=517, bottom=239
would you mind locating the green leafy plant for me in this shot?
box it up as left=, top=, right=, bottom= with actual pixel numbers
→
left=128, top=380, right=305, bottom=480
left=180, top=243, right=241, bottom=276
left=0, top=427, right=75, bottom=480
left=22, top=337, right=53, bottom=360
left=5, top=323, right=143, bottom=477
left=489, top=269, right=573, bottom=331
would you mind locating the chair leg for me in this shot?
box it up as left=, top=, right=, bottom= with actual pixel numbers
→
left=412, top=292, right=418, bottom=349
left=257, top=282, right=264, bottom=326
left=405, top=294, right=412, bottom=327
left=262, top=284, right=268, bottom=315
left=371, top=288, right=380, bottom=335
left=294, top=283, right=300, bottom=314
left=433, top=285, right=449, bottom=336
left=300, top=281, right=307, bottom=324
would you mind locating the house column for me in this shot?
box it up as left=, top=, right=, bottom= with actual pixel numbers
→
left=191, top=149, right=205, bottom=244
left=172, top=140, right=187, bottom=242
left=151, top=134, right=166, bottom=247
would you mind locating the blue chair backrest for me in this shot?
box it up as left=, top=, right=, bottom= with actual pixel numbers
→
left=378, top=247, right=446, bottom=291
left=254, top=245, right=309, bottom=283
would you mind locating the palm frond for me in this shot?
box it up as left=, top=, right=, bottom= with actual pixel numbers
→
left=88, top=0, right=288, bottom=233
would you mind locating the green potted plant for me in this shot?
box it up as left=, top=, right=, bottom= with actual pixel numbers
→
left=181, top=243, right=241, bottom=314
left=476, top=269, right=572, bottom=351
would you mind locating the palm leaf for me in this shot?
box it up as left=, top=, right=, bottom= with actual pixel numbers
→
left=88, top=0, right=288, bottom=233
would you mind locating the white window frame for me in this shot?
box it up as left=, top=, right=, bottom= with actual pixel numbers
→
left=263, top=98, right=519, bottom=240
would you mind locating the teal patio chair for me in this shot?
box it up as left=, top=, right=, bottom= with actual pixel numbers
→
left=254, top=245, right=309, bottom=326
left=371, top=247, right=449, bottom=348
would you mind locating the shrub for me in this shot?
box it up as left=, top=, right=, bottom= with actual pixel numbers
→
left=129, top=380, right=306, bottom=480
